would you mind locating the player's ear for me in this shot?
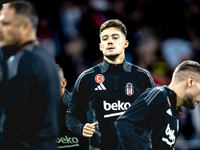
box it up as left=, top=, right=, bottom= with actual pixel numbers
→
left=124, top=40, right=129, bottom=49
left=99, top=43, right=102, bottom=51
left=20, top=20, right=29, bottom=34
left=187, top=76, right=194, bottom=88
left=62, top=78, right=67, bottom=88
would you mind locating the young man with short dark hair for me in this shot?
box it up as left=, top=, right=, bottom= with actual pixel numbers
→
left=66, top=19, right=155, bottom=150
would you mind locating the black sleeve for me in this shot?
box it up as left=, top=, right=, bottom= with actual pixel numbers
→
left=65, top=73, right=89, bottom=136
left=115, top=119, right=141, bottom=150
left=115, top=87, right=166, bottom=150
left=2, top=56, right=30, bottom=148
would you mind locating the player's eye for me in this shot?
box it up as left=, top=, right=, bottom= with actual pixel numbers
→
left=113, top=36, right=119, bottom=39
left=1, top=21, right=10, bottom=26
left=102, top=38, right=107, bottom=41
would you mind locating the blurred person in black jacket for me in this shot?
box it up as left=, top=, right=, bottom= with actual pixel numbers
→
left=0, top=1, right=60, bottom=150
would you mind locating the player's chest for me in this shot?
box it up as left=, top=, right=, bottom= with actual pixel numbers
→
left=87, top=73, right=146, bottom=118
left=88, top=73, right=144, bottom=99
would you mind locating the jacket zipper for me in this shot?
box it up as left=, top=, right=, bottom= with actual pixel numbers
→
left=115, top=65, right=118, bottom=90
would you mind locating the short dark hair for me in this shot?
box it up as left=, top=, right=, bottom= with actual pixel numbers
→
left=173, top=60, right=200, bottom=81
left=2, top=1, right=38, bottom=29
left=56, top=64, right=64, bottom=81
left=175, top=60, right=200, bottom=73
left=99, top=19, right=127, bottom=37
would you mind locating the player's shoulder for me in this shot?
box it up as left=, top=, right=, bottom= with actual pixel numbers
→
left=19, top=45, right=45, bottom=63
left=75, top=63, right=101, bottom=86
left=7, top=47, right=34, bottom=72
left=124, top=61, right=151, bottom=77
left=144, top=86, right=168, bottom=105
left=150, top=86, right=167, bottom=96
left=131, top=63, right=151, bottom=77
left=78, top=64, right=101, bottom=79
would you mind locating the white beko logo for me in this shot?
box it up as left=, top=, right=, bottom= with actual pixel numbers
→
left=162, top=124, right=176, bottom=147
left=103, top=100, right=131, bottom=118
left=56, top=135, right=79, bottom=148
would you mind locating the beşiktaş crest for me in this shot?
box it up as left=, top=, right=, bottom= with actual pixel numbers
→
left=125, top=82, right=134, bottom=96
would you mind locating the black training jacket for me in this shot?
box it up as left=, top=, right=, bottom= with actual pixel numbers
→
left=115, top=86, right=182, bottom=150
left=1, top=44, right=60, bottom=150
left=57, top=89, right=89, bottom=150
left=66, top=60, right=155, bottom=150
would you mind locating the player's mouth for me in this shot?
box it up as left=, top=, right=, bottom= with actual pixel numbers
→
left=107, top=46, right=115, bottom=50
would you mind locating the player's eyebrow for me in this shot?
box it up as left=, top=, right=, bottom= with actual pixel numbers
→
left=112, top=34, right=119, bottom=36
left=101, top=33, right=120, bottom=38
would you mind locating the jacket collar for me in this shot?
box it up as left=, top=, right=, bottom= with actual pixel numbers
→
left=62, top=89, right=72, bottom=106
left=100, top=59, right=132, bottom=73
left=163, top=85, right=182, bottom=114
left=2, top=39, right=38, bottom=57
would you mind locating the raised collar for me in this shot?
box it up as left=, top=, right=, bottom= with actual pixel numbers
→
left=2, top=39, right=38, bottom=57
left=100, top=59, right=132, bottom=73
left=163, top=85, right=182, bottom=114
left=62, top=89, right=72, bottom=106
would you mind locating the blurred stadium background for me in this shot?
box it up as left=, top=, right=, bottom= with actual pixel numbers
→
left=1, top=0, right=200, bottom=149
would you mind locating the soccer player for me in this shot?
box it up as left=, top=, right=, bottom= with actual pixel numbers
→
left=56, top=65, right=89, bottom=150
left=66, top=19, right=155, bottom=150
left=115, top=60, right=200, bottom=150
left=0, top=1, right=60, bottom=150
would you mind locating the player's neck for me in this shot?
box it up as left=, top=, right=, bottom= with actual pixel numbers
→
left=104, top=55, right=125, bottom=64
left=61, top=89, right=65, bottom=100
left=168, top=82, right=184, bottom=109
left=20, top=35, right=36, bottom=46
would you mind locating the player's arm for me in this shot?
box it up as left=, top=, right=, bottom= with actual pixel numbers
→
left=2, top=58, right=30, bottom=148
left=115, top=88, right=166, bottom=150
left=66, top=73, right=98, bottom=137
left=115, top=119, right=141, bottom=149
left=115, top=103, right=151, bottom=149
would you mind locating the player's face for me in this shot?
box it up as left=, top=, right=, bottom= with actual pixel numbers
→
left=183, top=81, right=200, bottom=110
left=0, top=8, right=22, bottom=47
left=99, top=27, right=128, bottom=60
